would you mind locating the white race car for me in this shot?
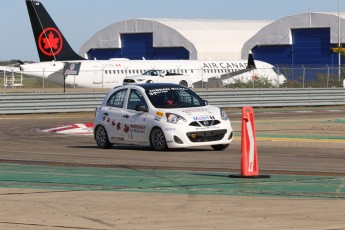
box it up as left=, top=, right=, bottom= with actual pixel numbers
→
left=123, top=69, right=193, bottom=88
left=94, top=83, right=233, bottom=151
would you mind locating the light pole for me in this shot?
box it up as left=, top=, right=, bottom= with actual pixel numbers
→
left=338, top=0, right=341, bottom=82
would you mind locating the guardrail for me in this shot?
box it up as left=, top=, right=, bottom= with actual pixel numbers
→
left=0, top=88, right=345, bottom=114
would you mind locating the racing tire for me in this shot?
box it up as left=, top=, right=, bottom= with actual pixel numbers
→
left=150, top=127, right=168, bottom=151
left=179, top=80, right=188, bottom=87
left=95, top=125, right=113, bottom=149
left=211, top=144, right=229, bottom=151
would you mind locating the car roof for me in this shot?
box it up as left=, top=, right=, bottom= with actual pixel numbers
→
left=109, top=83, right=188, bottom=94
left=134, top=83, right=187, bottom=90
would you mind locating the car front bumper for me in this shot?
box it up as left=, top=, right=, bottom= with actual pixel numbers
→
left=162, top=123, right=233, bottom=148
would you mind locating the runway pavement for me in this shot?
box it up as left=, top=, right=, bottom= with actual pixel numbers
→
left=0, top=106, right=344, bottom=229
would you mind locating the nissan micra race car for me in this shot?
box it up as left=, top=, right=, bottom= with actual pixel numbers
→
left=94, top=83, right=233, bottom=151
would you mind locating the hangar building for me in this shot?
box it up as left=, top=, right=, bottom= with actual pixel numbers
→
left=79, top=19, right=271, bottom=60
left=242, top=12, right=345, bottom=80
left=79, top=14, right=345, bottom=81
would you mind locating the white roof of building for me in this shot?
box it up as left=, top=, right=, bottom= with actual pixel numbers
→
left=242, top=12, right=345, bottom=59
left=79, top=18, right=272, bottom=60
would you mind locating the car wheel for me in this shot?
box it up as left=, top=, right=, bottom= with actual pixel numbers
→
left=179, top=80, right=188, bottom=87
left=95, top=125, right=113, bottom=149
left=146, top=80, right=153, bottom=83
left=150, top=127, right=168, bottom=151
left=211, top=144, right=229, bottom=151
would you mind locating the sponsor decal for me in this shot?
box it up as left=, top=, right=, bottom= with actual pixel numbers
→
left=124, top=124, right=145, bottom=134
left=38, top=27, right=63, bottom=56
left=193, top=115, right=215, bottom=121
left=129, top=124, right=146, bottom=133
left=148, top=87, right=186, bottom=96
left=182, top=108, right=208, bottom=114
left=195, top=126, right=220, bottom=130
left=154, top=116, right=161, bottom=121
left=156, top=111, right=164, bottom=117
left=164, top=128, right=176, bottom=131
left=102, top=114, right=107, bottom=121
left=111, top=136, right=125, bottom=141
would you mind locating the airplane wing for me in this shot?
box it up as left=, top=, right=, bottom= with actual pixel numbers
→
left=0, top=66, right=21, bottom=72
left=220, top=68, right=254, bottom=80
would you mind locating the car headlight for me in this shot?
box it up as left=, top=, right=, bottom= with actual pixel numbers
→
left=166, top=113, right=187, bottom=124
left=220, top=109, right=229, bottom=121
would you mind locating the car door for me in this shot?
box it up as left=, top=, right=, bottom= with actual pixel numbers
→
left=165, top=71, right=176, bottom=83
left=123, top=88, right=150, bottom=143
left=103, top=88, right=128, bottom=142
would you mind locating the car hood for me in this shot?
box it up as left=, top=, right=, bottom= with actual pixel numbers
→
left=158, top=105, right=222, bottom=120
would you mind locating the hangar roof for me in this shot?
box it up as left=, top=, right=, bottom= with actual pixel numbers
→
left=242, top=12, right=345, bottom=59
left=79, top=18, right=271, bottom=60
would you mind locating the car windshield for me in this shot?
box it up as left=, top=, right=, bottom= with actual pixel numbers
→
left=146, top=87, right=206, bottom=108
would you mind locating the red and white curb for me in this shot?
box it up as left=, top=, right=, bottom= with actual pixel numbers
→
left=41, top=122, right=94, bottom=135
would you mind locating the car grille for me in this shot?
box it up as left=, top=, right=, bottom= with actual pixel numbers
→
left=189, top=120, right=221, bottom=127
left=186, top=129, right=227, bottom=142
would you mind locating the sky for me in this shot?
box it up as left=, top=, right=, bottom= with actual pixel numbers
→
left=0, top=0, right=342, bottom=62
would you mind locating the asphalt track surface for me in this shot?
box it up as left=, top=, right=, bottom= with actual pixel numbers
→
left=0, top=106, right=345, bottom=229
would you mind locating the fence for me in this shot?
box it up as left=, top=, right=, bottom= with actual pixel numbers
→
left=2, top=65, right=345, bottom=89
left=275, top=65, right=345, bottom=88
left=1, top=88, right=344, bottom=115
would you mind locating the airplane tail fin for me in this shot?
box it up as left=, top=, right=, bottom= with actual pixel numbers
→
left=26, top=0, right=85, bottom=62
left=247, top=51, right=256, bottom=69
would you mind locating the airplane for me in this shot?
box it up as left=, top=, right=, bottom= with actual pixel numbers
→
left=20, top=0, right=286, bottom=88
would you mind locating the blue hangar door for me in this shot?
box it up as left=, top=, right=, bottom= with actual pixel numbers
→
left=86, top=33, right=189, bottom=60
left=121, top=33, right=189, bottom=60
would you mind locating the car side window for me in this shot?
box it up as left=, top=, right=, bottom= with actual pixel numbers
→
left=179, top=90, right=202, bottom=106
left=127, top=89, right=147, bottom=110
left=106, top=89, right=127, bottom=108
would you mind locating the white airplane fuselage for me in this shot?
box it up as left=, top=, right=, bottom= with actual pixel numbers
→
left=20, top=59, right=285, bottom=88
left=23, top=1, right=285, bottom=89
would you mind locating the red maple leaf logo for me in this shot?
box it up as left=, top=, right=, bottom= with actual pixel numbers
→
left=43, top=32, right=60, bottom=50
left=124, top=124, right=129, bottom=133
left=38, top=27, right=63, bottom=56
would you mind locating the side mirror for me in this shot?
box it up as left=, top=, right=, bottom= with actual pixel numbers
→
left=204, top=100, right=208, bottom=105
left=135, top=104, right=148, bottom=112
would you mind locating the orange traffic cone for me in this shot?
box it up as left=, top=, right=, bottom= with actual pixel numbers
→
left=229, top=106, right=270, bottom=178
